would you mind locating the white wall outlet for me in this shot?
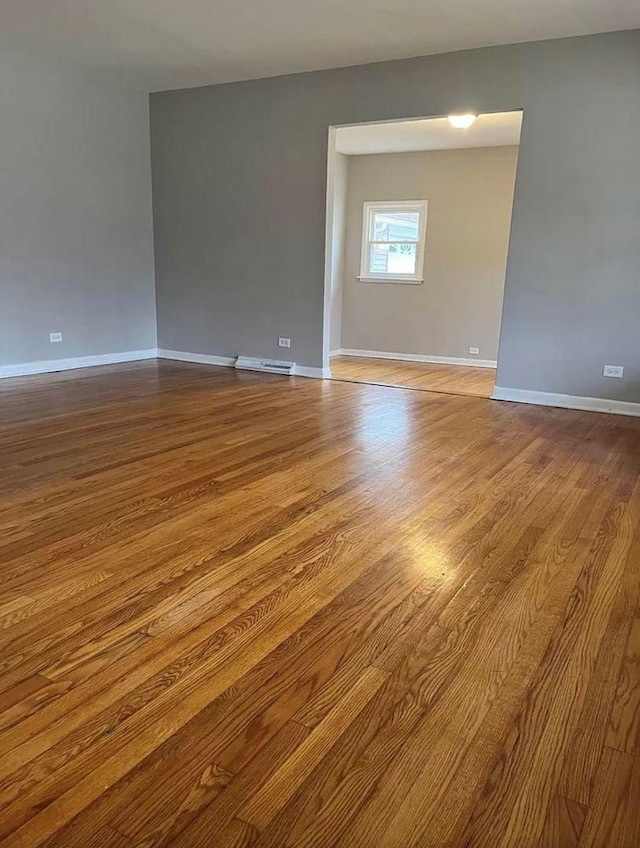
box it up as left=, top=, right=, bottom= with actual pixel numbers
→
left=278, top=337, right=291, bottom=348
left=49, top=332, right=63, bottom=343
left=469, top=347, right=479, bottom=355
left=603, top=365, right=624, bottom=378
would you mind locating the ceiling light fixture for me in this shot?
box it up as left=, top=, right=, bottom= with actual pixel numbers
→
left=447, top=113, right=477, bottom=129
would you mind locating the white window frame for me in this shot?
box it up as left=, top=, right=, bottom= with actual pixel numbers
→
left=358, top=200, right=428, bottom=284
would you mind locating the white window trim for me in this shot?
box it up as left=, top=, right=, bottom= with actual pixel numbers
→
left=358, top=200, right=428, bottom=284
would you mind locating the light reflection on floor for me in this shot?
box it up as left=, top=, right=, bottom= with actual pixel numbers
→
left=352, top=387, right=458, bottom=581
left=403, top=531, right=454, bottom=581
left=356, top=388, right=411, bottom=446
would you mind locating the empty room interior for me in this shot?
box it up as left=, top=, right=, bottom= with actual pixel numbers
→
left=328, top=112, right=521, bottom=397
left=1, top=3, right=640, bottom=848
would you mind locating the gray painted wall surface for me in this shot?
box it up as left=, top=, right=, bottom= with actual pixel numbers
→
left=0, top=51, right=156, bottom=367
left=150, top=30, right=640, bottom=400
left=340, top=146, right=518, bottom=361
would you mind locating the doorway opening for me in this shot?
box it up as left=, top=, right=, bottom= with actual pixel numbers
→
left=323, top=111, right=522, bottom=398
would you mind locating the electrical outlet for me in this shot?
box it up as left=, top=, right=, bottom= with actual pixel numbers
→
left=469, top=347, right=479, bottom=355
left=49, top=332, right=63, bottom=343
left=278, top=337, right=291, bottom=348
left=603, top=365, right=623, bottom=378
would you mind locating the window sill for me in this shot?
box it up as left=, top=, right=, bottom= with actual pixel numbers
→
left=357, top=276, right=424, bottom=285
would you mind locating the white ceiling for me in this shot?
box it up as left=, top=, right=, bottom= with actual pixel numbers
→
left=0, top=1, right=638, bottom=92
left=336, top=112, right=523, bottom=155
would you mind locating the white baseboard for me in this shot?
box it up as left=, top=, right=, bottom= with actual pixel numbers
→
left=157, top=348, right=236, bottom=367
left=337, top=348, right=497, bottom=369
left=295, top=366, right=329, bottom=379
left=0, top=349, right=157, bottom=380
left=158, top=349, right=327, bottom=380
left=7, top=349, right=634, bottom=418
left=492, top=386, right=640, bottom=418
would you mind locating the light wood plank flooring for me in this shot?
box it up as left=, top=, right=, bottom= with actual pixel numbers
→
left=330, top=354, right=496, bottom=397
left=1, top=359, right=639, bottom=847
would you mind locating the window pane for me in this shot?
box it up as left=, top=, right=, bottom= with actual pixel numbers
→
left=371, top=211, right=420, bottom=242
left=369, top=243, right=417, bottom=275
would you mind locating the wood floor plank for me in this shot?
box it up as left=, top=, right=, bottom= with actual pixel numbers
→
left=213, top=818, right=261, bottom=848
left=244, top=621, right=455, bottom=848
left=607, top=618, right=640, bottom=755
left=166, top=721, right=311, bottom=848
left=0, top=360, right=639, bottom=847
left=96, top=544, right=423, bottom=834
left=44, top=720, right=309, bottom=848
left=0, top=485, right=379, bottom=760
left=0, top=675, right=49, bottom=714
left=537, top=794, right=587, bottom=848
left=332, top=528, right=595, bottom=847
left=448, top=504, right=635, bottom=848
left=0, top=539, right=401, bottom=845
left=246, top=495, right=591, bottom=846
left=382, top=543, right=590, bottom=848
left=576, top=746, right=639, bottom=848
left=240, top=666, right=389, bottom=830
left=558, top=530, right=640, bottom=806
left=330, top=355, right=496, bottom=397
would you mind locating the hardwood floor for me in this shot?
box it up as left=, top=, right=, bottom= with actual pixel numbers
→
left=330, top=354, right=496, bottom=397
left=1, top=359, right=639, bottom=847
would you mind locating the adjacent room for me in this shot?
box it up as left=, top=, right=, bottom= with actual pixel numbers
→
left=1, top=4, right=640, bottom=848
left=327, top=112, right=522, bottom=397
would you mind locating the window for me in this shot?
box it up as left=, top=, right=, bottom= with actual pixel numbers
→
left=359, top=200, right=428, bottom=284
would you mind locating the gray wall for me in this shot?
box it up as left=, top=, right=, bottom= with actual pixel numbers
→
left=340, top=146, right=519, bottom=361
left=0, top=51, right=156, bottom=367
left=150, top=30, right=640, bottom=401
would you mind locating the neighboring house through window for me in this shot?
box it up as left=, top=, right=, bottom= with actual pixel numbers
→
left=359, top=200, right=428, bottom=284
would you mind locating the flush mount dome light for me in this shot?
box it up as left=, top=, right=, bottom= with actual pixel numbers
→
left=447, top=113, right=477, bottom=129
